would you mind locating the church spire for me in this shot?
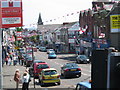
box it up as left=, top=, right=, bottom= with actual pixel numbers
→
left=37, top=13, right=43, bottom=25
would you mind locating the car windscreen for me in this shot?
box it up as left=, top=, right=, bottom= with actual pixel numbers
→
left=49, top=53, right=55, bottom=55
left=80, top=55, right=88, bottom=59
left=37, top=64, right=49, bottom=69
left=44, top=70, right=57, bottom=75
left=66, top=63, right=79, bottom=68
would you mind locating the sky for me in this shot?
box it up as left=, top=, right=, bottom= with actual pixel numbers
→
left=22, top=0, right=93, bottom=28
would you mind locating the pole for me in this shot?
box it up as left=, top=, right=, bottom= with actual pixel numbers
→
left=32, top=47, right=35, bottom=88
left=0, top=29, right=3, bottom=90
left=107, top=48, right=114, bottom=89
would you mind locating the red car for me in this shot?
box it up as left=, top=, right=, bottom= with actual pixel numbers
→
left=33, top=62, right=50, bottom=79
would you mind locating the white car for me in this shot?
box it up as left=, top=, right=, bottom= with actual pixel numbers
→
left=47, top=49, right=55, bottom=54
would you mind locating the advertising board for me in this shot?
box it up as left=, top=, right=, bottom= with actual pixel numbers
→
left=0, top=0, right=23, bottom=28
left=110, top=15, right=120, bottom=33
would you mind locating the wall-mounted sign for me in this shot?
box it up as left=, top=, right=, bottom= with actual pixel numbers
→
left=110, top=15, right=120, bottom=33
left=0, top=0, right=23, bottom=28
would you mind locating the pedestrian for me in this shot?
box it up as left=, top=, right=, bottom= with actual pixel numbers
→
left=9, top=52, right=13, bottom=61
left=22, top=70, right=30, bottom=90
left=18, top=55, right=21, bottom=65
left=21, top=56, right=24, bottom=66
left=14, top=69, right=20, bottom=90
left=5, top=55, right=9, bottom=65
left=8, top=56, right=12, bottom=66
left=13, top=55, right=18, bottom=66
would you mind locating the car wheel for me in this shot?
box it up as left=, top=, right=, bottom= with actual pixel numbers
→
left=63, top=73, right=66, bottom=78
left=76, top=60, right=78, bottom=63
left=38, top=79, right=41, bottom=83
left=57, top=82, right=61, bottom=85
left=77, top=74, right=81, bottom=78
left=78, top=60, right=81, bottom=64
left=41, top=81, right=45, bottom=87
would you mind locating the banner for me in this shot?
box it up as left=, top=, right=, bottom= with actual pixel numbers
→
left=110, top=15, right=120, bottom=33
left=0, top=0, right=23, bottom=28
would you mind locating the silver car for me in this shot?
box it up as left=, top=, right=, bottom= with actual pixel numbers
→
left=76, top=55, right=89, bottom=64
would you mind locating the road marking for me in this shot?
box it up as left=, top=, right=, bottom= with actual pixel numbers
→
left=81, top=68, right=91, bottom=73
left=82, top=72, right=90, bottom=76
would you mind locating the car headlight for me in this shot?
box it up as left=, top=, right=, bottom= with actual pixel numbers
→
left=87, top=59, right=89, bottom=61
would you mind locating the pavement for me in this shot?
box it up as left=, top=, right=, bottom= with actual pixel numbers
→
left=2, top=63, right=27, bottom=89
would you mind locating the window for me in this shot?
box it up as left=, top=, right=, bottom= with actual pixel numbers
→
left=44, top=70, right=57, bottom=75
left=37, top=64, right=49, bottom=69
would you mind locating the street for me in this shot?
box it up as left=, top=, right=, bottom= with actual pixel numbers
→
left=3, top=50, right=91, bottom=89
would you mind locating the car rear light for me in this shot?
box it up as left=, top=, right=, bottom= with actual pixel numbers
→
left=64, top=69, right=69, bottom=71
left=57, top=75, right=60, bottom=78
left=77, top=68, right=81, bottom=71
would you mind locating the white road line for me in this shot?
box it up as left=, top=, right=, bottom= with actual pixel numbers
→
left=81, top=68, right=91, bottom=73
left=82, top=72, right=90, bottom=76
left=78, top=65, right=91, bottom=68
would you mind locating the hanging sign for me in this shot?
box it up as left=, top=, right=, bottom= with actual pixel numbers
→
left=0, top=0, right=23, bottom=28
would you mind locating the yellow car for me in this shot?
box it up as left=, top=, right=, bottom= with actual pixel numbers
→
left=39, top=68, right=61, bottom=86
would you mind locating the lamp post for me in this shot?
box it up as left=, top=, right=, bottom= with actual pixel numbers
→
left=0, top=29, right=3, bottom=90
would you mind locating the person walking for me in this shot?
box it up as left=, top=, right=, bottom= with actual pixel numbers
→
left=8, top=56, right=12, bottom=66
left=13, top=55, right=18, bottom=66
left=5, top=55, right=9, bottom=65
left=22, top=70, right=30, bottom=90
left=14, top=69, right=20, bottom=90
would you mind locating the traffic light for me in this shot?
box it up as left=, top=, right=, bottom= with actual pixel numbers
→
left=107, top=52, right=120, bottom=88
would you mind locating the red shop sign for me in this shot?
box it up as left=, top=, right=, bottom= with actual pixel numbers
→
left=0, top=0, right=23, bottom=28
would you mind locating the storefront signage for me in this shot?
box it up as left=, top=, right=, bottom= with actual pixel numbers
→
left=110, top=15, right=120, bottom=33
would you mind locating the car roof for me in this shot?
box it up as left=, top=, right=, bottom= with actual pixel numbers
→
left=64, top=63, right=79, bottom=67
left=42, top=68, right=56, bottom=71
left=34, top=60, right=45, bottom=63
left=35, top=62, right=47, bottom=65
left=78, top=55, right=86, bottom=56
left=65, top=63, right=77, bottom=65
left=77, top=82, right=91, bottom=88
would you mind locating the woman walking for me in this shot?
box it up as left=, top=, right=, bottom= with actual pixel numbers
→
left=5, top=55, right=9, bottom=65
left=14, top=69, right=20, bottom=90
left=22, top=71, right=30, bottom=90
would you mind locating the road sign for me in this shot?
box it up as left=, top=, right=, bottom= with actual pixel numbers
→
left=0, top=0, right=23, bottom=28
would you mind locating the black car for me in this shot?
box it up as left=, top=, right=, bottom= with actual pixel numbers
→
left=61, top=63, right=81, bottom=78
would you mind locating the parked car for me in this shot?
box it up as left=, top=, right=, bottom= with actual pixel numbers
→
left=48, top=52, right=57, bottom=59
left=47, top=49, right=55, bottom=54
left=39, top=47, right=47, bottom=52
left=25, top=56, right=33, bottom=67
left=61, top=63, right=81, bottom=78
left=29, top=60, right=46, bottom=76
left=75, top=80, right=91, bottom=90
left=36, top=45, right=40, bottom=49
left=39, top=68, right=61, bottom=86
left=76, top=55, right=89, bottom=64
left=33, top=62, right=50, bottom=79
